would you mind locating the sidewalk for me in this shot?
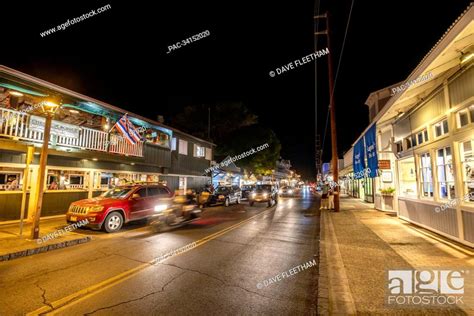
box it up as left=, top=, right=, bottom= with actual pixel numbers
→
left=318, top=196, right=474, bottom=315
left=0, top=217, right=92, bottom=262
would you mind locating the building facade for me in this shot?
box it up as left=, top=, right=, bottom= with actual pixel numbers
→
left=341, top=3, right=474, bottom=247
left=0, top=65, right=214, bottom=222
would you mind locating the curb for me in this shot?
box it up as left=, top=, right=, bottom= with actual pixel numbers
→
left=0, top=236, right=92, bottom=262
left=317, top=210, right=356, bottom=315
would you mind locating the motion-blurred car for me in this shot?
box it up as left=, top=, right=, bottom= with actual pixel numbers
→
left=278, top=186, right=298, bottom=197
left=249, top=184, right=278, bottom=207
left=66, top=184, right=173, bottom=233
left=208, top=185, right=242, bottom=207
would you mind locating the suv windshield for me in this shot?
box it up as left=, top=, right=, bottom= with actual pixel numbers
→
left=216, top=187, right=230, bottom=193
left=101, top=187, right=133, bottom=198
left=256, top=185, right=273, bottom=192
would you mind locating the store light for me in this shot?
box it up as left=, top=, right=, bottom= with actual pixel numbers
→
left=460, top=52, right=474, bottom=64
left=69, top=109, right=79, bottom=114
left=92, top=158, right=98, bottom=161
left=9, top=91, right=24, bottom=97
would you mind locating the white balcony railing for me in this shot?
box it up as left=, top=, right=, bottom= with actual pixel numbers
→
left=0, top=108, right=143, bottom=157
left=0, top=184, right=22, bottom=190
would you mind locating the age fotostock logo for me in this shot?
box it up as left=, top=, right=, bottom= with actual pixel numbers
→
left=387, top=269, right=466, bottom=306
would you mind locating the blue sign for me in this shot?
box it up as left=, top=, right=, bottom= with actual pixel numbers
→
left=364, top=124, right=378, bottom=178
left=322, top=163, right=330, bottom=175
left=353, top=138, right=366, bottom=179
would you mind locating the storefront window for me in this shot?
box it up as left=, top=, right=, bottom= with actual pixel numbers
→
left=110, top=173, right=158, bottom=186
left=436, top=147, right=455, bottom=199
left=0, top=168, right=23, bottom=191
left=398, top=157, right=417, bottom=197
left=144, top=129, right=170, bottom=148
left=93, top=172, right=114, bottom=190
left=420, top=153, right=433, bottom=197
left=433, top=119, right=449, bottom=138
left=460, top=140, right=474, bottom=202
left=46, top=170, right=86, bottom=190
left=456, top=105, right=474, bottom=128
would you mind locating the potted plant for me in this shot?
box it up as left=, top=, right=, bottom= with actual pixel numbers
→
left=379, top=187, right=395, bottom=210
left=380, top=187, right=395, bottom=196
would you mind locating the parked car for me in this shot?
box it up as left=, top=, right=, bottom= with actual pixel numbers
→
left=66, top=184, right=173, bottom=233
left=241, top=184, right=255, bottom=199
left=208, top=185, right=242, bottom=207
left=249, top=184, right=278, bottom=207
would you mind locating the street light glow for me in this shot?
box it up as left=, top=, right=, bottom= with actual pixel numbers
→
left=40, top=100, right=60, bottom=115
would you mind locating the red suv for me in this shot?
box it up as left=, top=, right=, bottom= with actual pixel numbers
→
left=66, top=184, right=173, bottom=233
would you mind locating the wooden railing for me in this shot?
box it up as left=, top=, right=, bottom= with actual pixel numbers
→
left=0, top=108, right=143, bottom=157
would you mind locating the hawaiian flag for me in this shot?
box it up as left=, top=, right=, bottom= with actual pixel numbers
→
left=114, top=114, right=142, bottom=145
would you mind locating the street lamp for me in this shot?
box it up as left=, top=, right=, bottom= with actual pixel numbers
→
left=31, top=98, right=60, bottom=240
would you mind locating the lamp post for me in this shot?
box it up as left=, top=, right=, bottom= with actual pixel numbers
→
left=31, top=100, right=60, bottom=240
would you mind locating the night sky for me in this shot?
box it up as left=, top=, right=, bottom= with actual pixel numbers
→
left=1, top=0, right=471, bottom=179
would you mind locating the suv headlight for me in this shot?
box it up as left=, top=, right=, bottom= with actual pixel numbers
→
left=251, top=193, right=256, bottom=198
left=263, top=193, right=268, bottom=198
left=89, top=206, right=104, bottom=213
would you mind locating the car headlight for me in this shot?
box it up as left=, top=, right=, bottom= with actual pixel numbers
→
left=263, top=193, right=268, bottom=198
left=154, top=204, right=168, bottom=213
left=288, top=190, right=293, bottom=194
left=89, top=206, right=104, bottom=213
left=251, top=193, right=256, bottom=198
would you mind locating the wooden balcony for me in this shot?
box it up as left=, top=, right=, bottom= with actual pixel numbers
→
left=0, top=107, right=143, bottom=157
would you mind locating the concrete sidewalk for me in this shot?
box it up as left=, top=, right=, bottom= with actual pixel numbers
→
left=318, top=196, right=474, bottom=315
left=0, top=217, right=91, bottom=261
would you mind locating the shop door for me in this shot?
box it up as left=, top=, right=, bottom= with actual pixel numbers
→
left=364, top=178, right=374, bottom=203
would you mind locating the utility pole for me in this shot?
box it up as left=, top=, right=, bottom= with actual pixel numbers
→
left=207, top=106, right=211, bottom=140
left=314, top=12, right=340, bottom=212
left=31, top=115, right=53, bottom=239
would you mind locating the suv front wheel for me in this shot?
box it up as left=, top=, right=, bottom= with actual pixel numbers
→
left=103, top=211, right=124, bottom=233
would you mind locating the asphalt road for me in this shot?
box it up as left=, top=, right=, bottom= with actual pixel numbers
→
left=0, top=193, right=320, bottom=315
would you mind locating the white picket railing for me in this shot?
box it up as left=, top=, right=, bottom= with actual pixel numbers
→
left=0, top=108, right=143, bottom=157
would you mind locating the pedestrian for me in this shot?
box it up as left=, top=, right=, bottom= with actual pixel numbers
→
left=328, top=186, right=335, bottom=210
left=320, top=182, right=329, bottom=210
left=6, top=177, right=18, bottom=190
left=48, top=180, right=58, bottom=190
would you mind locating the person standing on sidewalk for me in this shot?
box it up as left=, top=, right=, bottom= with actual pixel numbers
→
left=320, top=182, right=329, bottom=209
left=328, top=186, right=335, bottom=210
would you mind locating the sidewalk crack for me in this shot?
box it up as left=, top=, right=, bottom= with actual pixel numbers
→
left=35, top=282, right=53, bottom=311
left=160, top=262, right=278, bottom=301
left=83, top=271, right=186, bottom=315
left=112, top=252, right=151, bottom=265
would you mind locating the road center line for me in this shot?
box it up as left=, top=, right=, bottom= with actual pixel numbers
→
left=28, top=206, right=277, bottom=315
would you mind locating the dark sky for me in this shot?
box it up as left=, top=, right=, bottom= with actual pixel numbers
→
left=1, top=0, right=471, bottom=179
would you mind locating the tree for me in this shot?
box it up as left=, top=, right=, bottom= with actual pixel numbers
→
left=170, top=102, right=258, bottom=144
left=219, top=125, right=281, bottom=175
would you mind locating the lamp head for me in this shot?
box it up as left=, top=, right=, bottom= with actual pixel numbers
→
left=40, top=97, right=61, bottom=116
